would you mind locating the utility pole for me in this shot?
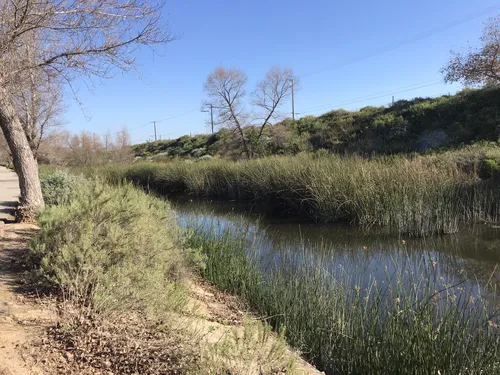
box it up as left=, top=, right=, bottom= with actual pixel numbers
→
left=291, top=78, right=295, bottom=120
left=150, top=121, right=158, bottom=141
left=210, top=104, right=214, bottom=134
left=202, top=104, right=217, bottom=133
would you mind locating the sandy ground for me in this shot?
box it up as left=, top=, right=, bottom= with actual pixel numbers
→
left=0, top=223, right=53, bottom=375
left=0, top=167, right=52, bottom=374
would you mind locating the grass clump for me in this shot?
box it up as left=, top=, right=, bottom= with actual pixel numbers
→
left=30, top=178, right=189, bottom=318
left=202, top=317, right=298, bottom=375
left=188, top=228, right=500, bottom=375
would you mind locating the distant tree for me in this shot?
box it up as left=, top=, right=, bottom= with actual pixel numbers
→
left=66, top=131, right=105, bottom=166
left=15, top=76, right=64, bottom=159
left=0, top=0, right=172, bottom=220
left=110, top=127, right=134, bottom=163
left=442, top=17, right=500, bottom=86
left=204, top=66, right=295, bottom=158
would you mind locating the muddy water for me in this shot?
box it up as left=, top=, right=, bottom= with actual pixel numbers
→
left=173, top=199, right=500, bottom=299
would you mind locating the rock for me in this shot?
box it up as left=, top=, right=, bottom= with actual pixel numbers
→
left=196, top=155, right=213, bottom=162
left=190, top=147, right=206, bottom=157
left=414, top=130, right=449, bottom=151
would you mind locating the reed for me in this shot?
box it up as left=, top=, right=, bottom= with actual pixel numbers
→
left=187, top=226, right=500, bottom=375
left=89, top=153, right=500, bottom=235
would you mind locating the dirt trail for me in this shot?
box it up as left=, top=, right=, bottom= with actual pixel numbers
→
left=0, top=167, right=52, bottom=375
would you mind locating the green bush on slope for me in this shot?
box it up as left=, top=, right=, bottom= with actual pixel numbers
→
left=30, top=179, right=189, bottom=318
left=132, top=86, right=500, bottom=158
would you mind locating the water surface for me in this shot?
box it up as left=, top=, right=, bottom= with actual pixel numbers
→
left=173, top=199, right=500, bottom=300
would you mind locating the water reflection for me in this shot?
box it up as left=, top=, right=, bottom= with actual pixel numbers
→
left=173, top=199, right=500, bottom=297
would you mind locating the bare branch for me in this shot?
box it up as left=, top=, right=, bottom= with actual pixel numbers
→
left=442, top=17, right=500, bottom=86
left=253, top=66, right=294, bottom=140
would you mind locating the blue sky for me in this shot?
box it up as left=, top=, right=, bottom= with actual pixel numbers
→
left=63, top=0, right=500, bottom=144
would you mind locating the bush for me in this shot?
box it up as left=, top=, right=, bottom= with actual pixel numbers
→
left=30, top=179, right=189, bottom=318
left=40, top=170, right=84, bottom=206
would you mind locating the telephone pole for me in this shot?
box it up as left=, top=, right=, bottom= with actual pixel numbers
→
left=150, top=121, right=158, bottom=141
left=202, top=104, right=218, bottom=133
left=287, top=78, right=296, bottom=120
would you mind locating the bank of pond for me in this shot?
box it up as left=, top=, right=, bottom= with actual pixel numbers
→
left=49, top=155, right=500, bottom=374
left=175, top=198, right=500, bottom=375
left=96, top=152, right=500, bottom=236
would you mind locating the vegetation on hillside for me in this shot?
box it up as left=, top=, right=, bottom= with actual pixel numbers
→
left=134, top=86, right=500, bottom=159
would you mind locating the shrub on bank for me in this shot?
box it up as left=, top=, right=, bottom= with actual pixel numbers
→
left=30, top=179, right=189, bottom=318
left=40, top=170, right=84, bottom=206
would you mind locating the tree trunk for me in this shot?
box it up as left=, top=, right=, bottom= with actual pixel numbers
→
left=0, top=95, right=44, bottom=221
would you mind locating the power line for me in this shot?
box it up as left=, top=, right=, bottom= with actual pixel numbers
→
left=129, top=108, right=199, bottom=131
left=301, top=4, right=500, bottom=78
left=300, top=80, right=443, bottom=115
left=156, top=108, right=199, bottom=123
left=300, top=79, right=440, bottom=113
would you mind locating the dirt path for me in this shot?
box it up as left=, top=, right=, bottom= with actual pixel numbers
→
left=0, top=167, right=51, bottom=375
left=0, top=166, right=19, bottom=223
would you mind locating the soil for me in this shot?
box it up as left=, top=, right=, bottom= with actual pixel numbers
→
left=0, top=223, right=53, bottom=375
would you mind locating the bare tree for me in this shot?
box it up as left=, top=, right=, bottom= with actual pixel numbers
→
left=0, top=0, right=172, bottom=219
left=442, top=17, right=500, bottom=86
left=204, top=66, right=295, bottom=159
left=110, top=126, right=134, bottom=163
left=204, top=67, right=252, bottom=158
left=66, top=131, right=104, bottom=166
left=11, top=31, right=65, bottom=159
left=253, top=67, right=294, bottom=139
left=15, top=76, right=64, bottom=159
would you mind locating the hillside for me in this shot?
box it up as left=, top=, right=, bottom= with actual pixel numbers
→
left=133, top=86, right=500, bottom=159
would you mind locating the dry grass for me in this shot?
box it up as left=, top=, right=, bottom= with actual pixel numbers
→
left=87, top=152, right=500, bottom=235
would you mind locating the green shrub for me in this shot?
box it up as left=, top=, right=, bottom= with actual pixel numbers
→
left=30, top=179, right=189, bottom=318
left=482, top=158, right=500, bottom=178
left=40, top=170, right=83, bottom=206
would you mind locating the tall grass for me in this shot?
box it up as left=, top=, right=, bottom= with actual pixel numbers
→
left=187, top=227, right=500, bottom=375
left=88, top=153, right=500, bottom=235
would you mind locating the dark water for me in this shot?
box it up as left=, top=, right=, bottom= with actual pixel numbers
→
left=173, top=198, right=500, bottom=301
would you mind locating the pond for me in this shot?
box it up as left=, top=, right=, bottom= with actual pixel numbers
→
left=173, top=198, right=500, bottom=300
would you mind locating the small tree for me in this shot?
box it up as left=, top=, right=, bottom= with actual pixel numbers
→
left=204, top=66, right=295, bottom=158
left=442, top=17, right=500, bottom=86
